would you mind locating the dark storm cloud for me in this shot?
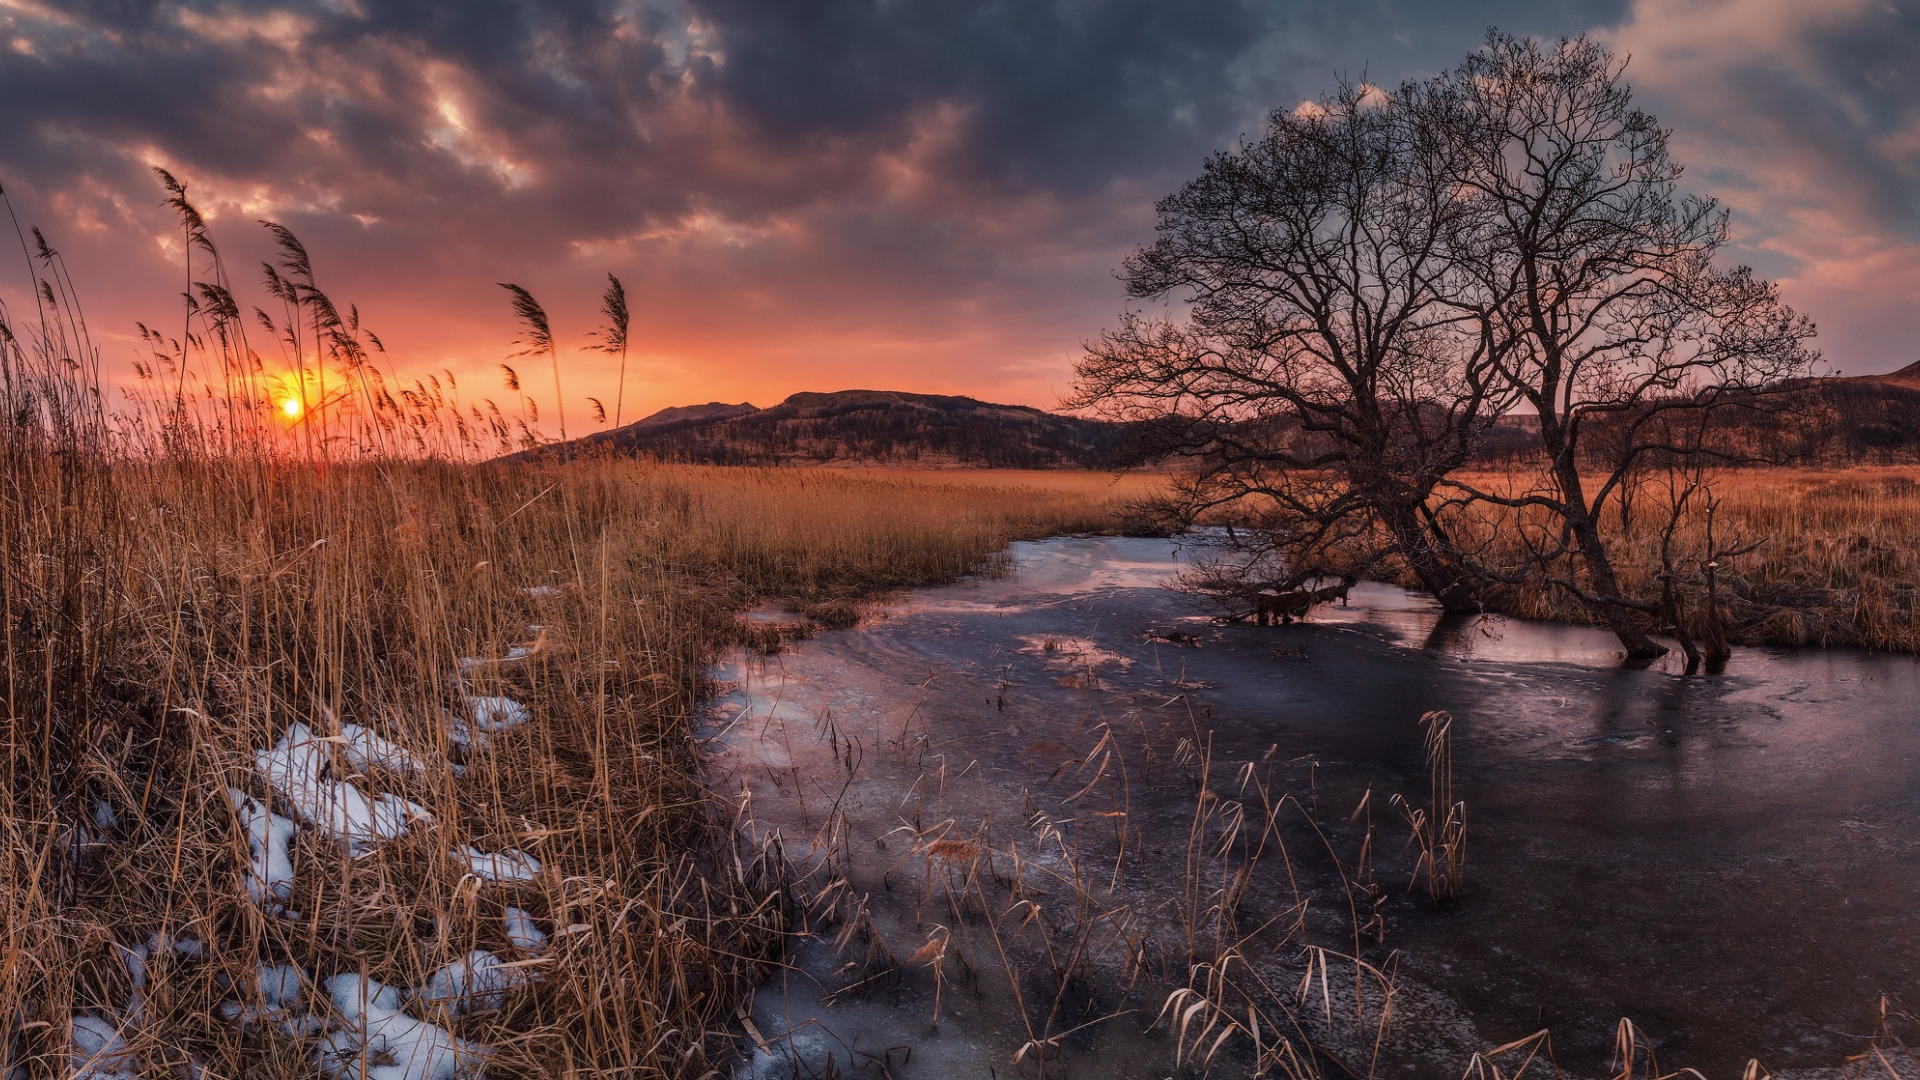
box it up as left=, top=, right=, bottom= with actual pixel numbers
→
left=2, top=0, right=1907, bottom=414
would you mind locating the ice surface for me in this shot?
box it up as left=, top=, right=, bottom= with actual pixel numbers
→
left=317, top=973, right=487, bottom=1080
left=257, top=723, right=431, bottom=856
left=455, top=845, right=541, bottom=883
left=229, top=788, right=300, bottom=916
left=1015, top=633, right=1135, bottom=670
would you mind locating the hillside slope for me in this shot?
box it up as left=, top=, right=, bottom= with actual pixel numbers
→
left=544, top=389, right=1141, bottom=468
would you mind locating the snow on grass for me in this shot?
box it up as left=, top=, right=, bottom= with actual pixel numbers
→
left=317, top=973, right=486, bottom=1080
left=218, top=962, right=324, bottom=1038
left=67, top=1015, right=139, bottom=1079
left=58, top=802, right=119, bottom=867
left=464, top=697, right=530, bottom=733
left=455, top=846, right=541, bottom=884
left=228, top=788, right=300, bottom=916
left=455, top=638, right=542, bottom=676
left=445, top=697, right=533, bottom=754
left=502, top=908, right=546, bottom=953
left=340, top=723, right=432, bottom=778
left=257, top=723, right=431, bottom=857
left=118, top=933, right=204, bottom=1021
left=415, top=950, right=517, bottom=1016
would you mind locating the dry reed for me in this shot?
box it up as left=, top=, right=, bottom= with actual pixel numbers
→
left=1, top=410, right=1131, bottom=1074
left=1443, top=467, right=1920, bottom=653
left=1, top=179, right=1150, bottom=1075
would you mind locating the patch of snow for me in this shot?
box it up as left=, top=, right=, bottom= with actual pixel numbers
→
left=68, top=1015, right=139, bottom=1079
left=316, top=973, right=487, bottom=1080
left=219, top=962, right=324, bottom=1037
left=229, top=788, right=300, bottom=916
left=341, top=722, right=431, bottom=777
left=456, top=845, right=541, bottom=884
left=502, top=908, right=546, bottom=953
left=445, top=697, right=532, bottom=755
left=119, top=932, right=205, bottom=1020
left=519, top=585, right=560, bottom=599
left=455, top=643, right=538, bottom=676
left=731, top=1025, right=836, bottom=1080
left=58, top=815, right=109, bottom=866
left=465, top=697, right=531, bottom=733
left=442, top=713, right=479, bottom=753
left=91, top=799, right=118, bottom=831
left=257, top=723, right=431, bottom=856
left=415, top=950, right=518, bottom=1016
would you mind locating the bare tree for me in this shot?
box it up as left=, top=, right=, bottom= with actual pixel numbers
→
left=1432, top=33, right=1819, bottom=659
left=1071, top=81, right=1520, bottom=612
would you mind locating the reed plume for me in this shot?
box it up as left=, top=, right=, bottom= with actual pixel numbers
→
left=590, top=273, right=631, bottom=428
left=499, top=282, right=567, bottom=446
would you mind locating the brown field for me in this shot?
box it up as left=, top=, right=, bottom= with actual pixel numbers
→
left=1446, top=465, right=1920, bottom=653
left=809, top=464, right=1173, bottom=497
left=1, top=457, right=1132, bottom=1078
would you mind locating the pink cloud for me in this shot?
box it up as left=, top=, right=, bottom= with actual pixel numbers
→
left=1602, top=0, right=1920, bottom=373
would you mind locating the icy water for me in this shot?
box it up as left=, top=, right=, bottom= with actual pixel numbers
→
left=705, top=536, right=1920, bottom=1080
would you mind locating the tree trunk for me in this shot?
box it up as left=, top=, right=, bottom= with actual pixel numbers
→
left=1379, top=499, right=1480, bottom=613
left=1542, top=447, right=1666, bottom=662
left=1659, top=574, right=1702, bottom=674
left=1703, top=561, right=1731, bottom=668
left=1568, top=510, right=1666, bottom=660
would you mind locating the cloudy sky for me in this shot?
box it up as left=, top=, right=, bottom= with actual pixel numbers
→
left=0, top=0, right=1914, bottom=425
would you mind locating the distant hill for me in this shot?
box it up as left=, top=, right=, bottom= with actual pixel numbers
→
left=1460, top=365, right=1920, bottom=467
left=531, top=389, right=1142, bottom=468
left=514, top=368, right=1920, bottom=470
left=1797, top=363, right=1920, bottom=460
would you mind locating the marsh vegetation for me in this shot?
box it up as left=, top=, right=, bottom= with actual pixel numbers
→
left=0, top=198, right=1136, bottom=1075
left=4, top=27, right=1919, bottom=1080
left=0, top=433, right=1132, bottom=1078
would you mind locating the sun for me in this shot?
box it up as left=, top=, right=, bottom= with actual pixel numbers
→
left=280, top=396, right=303, bottom=420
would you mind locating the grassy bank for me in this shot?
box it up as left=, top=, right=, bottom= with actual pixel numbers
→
left=1445, top=466, right=1920, bottom=653
left=0, top=454, right=1131, bottom=1078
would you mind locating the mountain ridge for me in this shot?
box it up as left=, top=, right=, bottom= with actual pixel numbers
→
left=512, top=371, right=1920, bottom=468
left=532, top=388, right=1141, bottom=468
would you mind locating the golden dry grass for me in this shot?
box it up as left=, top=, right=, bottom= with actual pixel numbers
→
left=1447, top=465, right=1920, bottom=652
left=0, top=453, right=1132, bottom=1078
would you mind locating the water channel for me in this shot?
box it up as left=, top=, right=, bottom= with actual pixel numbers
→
left=706, top=536, right=1919, bottom=1080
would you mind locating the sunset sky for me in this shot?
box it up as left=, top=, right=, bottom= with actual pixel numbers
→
left=1, top=0, right=1916, bottom=426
